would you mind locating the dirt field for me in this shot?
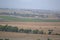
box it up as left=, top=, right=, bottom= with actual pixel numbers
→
left=0, top=22, right=60, bottom=40
left=0, top=31, right=60, bottom=40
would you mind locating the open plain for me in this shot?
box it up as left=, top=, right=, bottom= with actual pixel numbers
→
left=0, top=22, right=60, bottom=40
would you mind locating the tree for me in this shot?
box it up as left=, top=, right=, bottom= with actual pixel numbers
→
left=0, top=25, right=3, bottom=31
left=19, top=28, right=24, bottom=33
left=0, top=25, right=8, bottom=31
left=0, top=25, right=18, bottom=32
left=12, top=27, right=18, bottom=32
left=48, top=29, right=53, bottom=35
left=4, top=25, right=8, bottom=31
left=4, top=26, right=18, bottom=32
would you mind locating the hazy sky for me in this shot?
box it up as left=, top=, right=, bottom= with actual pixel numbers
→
left=0, top=0, right=60, bottom=10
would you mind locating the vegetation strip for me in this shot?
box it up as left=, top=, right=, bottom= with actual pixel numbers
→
left=0, top=16, right=60, bottom=22
left=0, top=25, right=60, bottom=35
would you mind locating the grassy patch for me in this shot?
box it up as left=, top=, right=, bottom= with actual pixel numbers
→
left=0, top=16, right=60, bottom=22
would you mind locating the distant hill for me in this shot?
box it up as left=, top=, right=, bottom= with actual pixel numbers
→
left=0, top=8, right=60, bottom=21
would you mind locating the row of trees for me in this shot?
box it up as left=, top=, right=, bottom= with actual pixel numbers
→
left=0, top=25, right=18, bottom=32
left=19, top=29, right=44, bottom=34
left=0, top=25, right=53, bottom=34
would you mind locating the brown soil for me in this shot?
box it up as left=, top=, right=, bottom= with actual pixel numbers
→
left=0, top=22, right=60, bottom=40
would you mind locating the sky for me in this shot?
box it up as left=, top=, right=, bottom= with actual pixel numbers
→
left=0, top=0, right=60, bottom=11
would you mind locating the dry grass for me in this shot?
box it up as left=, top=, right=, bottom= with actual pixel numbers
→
left=0, top=22, right=60, bottom=40
left=0, top=31, right=60, bottom=40
left=0, top=22, right=60, bottom=34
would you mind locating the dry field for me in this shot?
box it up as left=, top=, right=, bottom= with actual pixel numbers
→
left=0, top=31, right=60, bottom=40
left=0, top=22, right=60, bottom=33
left=0, top=22, right=60, bottom=40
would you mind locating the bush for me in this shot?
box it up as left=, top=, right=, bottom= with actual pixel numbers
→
left=0, top=25, right=8, bottom=31
left=48, top=29, right=53, bottom=35
left=39, top=30, right=44, bottom=34
left=1, top=25, right=55, bottom=35
left=0, top=25, right=18, bottom=32
left=55, top=33, right=60, bottom=35
left=32, top=30, right=39, bottom=34
left=24, top=29, right=32, bottom=33
left=0, top=25, right=4, bottom=31
left=6, top=26, right=18, bottom=32
left=19, top=29, right=32, bottom=33
left=19, top=28, right=24, bottom=33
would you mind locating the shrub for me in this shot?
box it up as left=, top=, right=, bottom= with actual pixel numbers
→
left=0, top=25, right=8, bottom=31
left=39, top=30, right=44, bottom=34
left=24, top=29, right=32, bottom=33
left=48, top=29, right=53, bottom=35
left=0, top=25, right=47, bottom=35
left=55, top=33, right=60, bottom=35
left=32, top=30, right=39, bottom=34
left=5, top=26, right=18, bottom=32
left=0, top=25, right=4, bottom=31
left=0, top=25, right=18, bottom=32
left=19, top=28, right=24, bottom=33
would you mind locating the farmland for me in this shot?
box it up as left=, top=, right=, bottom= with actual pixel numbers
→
left=0, top=15, right=60, bottom=22
left=0, top=9, right=60, bottom=40
left=0, top=22, right=60, bottom=40
left=0, top=31, right=60, bottom=40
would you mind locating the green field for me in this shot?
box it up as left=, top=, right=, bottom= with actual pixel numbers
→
left=0, top=16, right=60, bottom=22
